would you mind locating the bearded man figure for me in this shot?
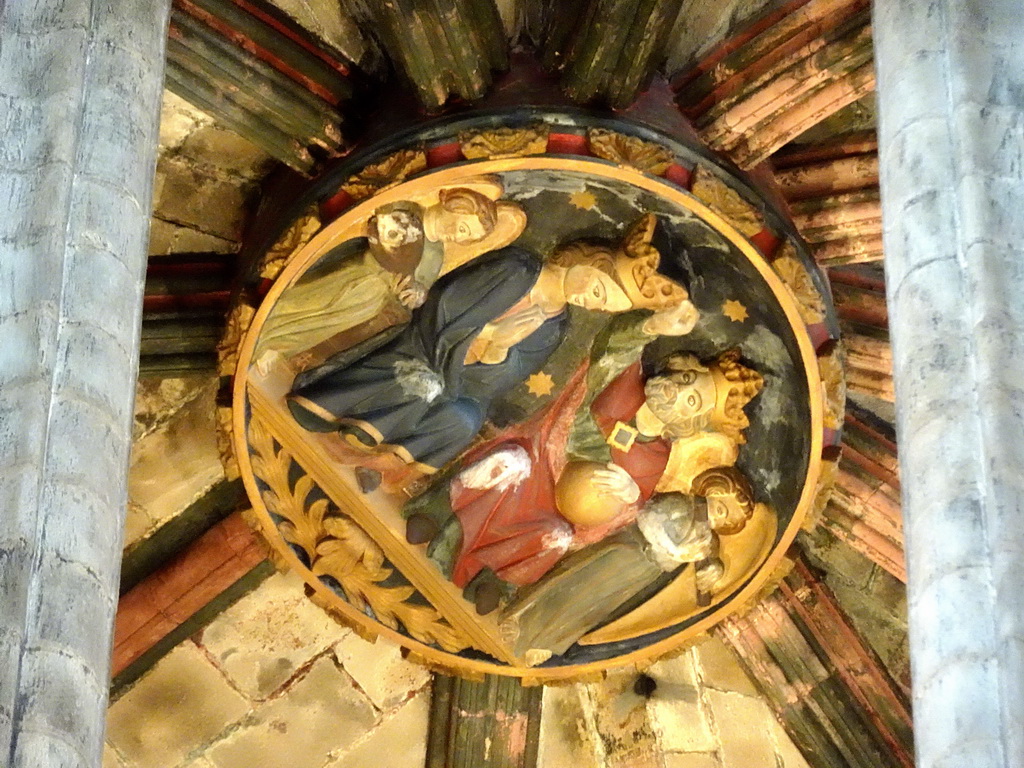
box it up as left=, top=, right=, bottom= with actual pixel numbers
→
left=498, top=466, right=764, bottom=663
left=287, top=214, right=695, bottom=475
left=257, top=186, right=518, bottom=360
left=405, top=346, right=762, bottom=615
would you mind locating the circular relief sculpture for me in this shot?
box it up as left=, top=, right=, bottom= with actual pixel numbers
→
left=232, top=112, right=837, bottom=682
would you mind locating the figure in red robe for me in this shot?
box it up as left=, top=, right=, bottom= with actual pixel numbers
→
left=446, top=358, right=682, bottom=590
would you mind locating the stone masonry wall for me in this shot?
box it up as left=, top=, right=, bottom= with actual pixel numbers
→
left=539, top=638, right=811, bottom=768
left=150, top=92, right=272, bottom=258
left=105, top=571, right=431, bottom=768
left=105, top=570, right=813, bottom=768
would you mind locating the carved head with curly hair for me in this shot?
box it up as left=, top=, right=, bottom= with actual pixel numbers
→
left=644, top=349, right=764, bottom=443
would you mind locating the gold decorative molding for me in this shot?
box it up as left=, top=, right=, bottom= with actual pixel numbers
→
left=341, top=149, right=428, bottom=201
left=459, top=125, right=550, bottom=160
left=773, top=242, right=826, bottom=326
left=690, top=165, right=764, bottom=238
left=587, top=129, right=674, bottom=175
left=247, top=413, right=470, bottom=652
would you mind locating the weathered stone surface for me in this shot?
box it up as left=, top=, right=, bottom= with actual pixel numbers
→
left=693, top=637, right=759, bottom=698
left=328, top=687, right=430, bottom=767
left=103, top=743, right=126, bottom=768
left=150, top=88, right=271, bottom=256
left=333, top=633, right=431, bottom=711
left=106, top=643, right=249, bottom=768
left=664, top=0, right=776, bottom=74
left=585, top=670, right=661, bottom=768
left=207, top=655, right=378, bottom=768
left=875, top=2, right=1024, bottom=762
left=647, top=652, right=716, bottom=753
left=128, top=378, right=224, bottom=545
left=148, top=219, right=238, bottom=256
left=664, top=753, right=721, bottom=768
left=269, top=0, right=368, bottom=65
left=153, top=157, right=252, bottom=242
left=704, top=689, right=781, bottom=768
left=159, top=90, right=216, bottom=152
left=199, top=571, right=350, bottom=700
left=0, top=0, right=169, bottom=763
left=181, top=127, right=273, bottom=179
left=133, top=375, right=214, bottom=442
left=537, top=685, right=603, bottom=768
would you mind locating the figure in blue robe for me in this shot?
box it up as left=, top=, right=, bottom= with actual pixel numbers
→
left=286, top=246, right=568, bottom=471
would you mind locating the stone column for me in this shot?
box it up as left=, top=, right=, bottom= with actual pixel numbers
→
left=874, top=2, right=1024, bottom=767
left=0, top=1, right=169, bottom=766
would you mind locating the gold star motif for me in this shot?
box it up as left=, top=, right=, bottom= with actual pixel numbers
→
left=525, top=371, right=555, bottom=397
left=722, top=299, right=749, bottom=323
left=569, top=190, right=597, bottom=210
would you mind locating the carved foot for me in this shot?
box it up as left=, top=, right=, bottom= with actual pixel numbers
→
left=472, top=581, right=502, bottom=615
left=355, top=466, right=382, bottom=494
left=406, top=513, right=439, bottom=545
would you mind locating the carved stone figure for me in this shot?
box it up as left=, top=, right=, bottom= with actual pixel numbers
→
left=405, top=346, right=763, bottom=615
left=286, top=215, right=696, bottom=474
left=257, top=183, right=526, bottom=360
left=497, top=466, right=765, bottom=662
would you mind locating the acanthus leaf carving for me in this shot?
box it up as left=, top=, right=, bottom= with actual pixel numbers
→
left=247, top=413, right=469, bottom=653
left=341, top=149, right=427, bottom=201
left=587, top=129, right=674, bottom=175
left=459, top=125, right=550, bottom=160
left=690, top=165, right=764, bottom=238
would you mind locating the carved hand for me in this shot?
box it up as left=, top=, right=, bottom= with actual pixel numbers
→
left=590, top=462, right=641, bottom=504
left=396, top=276, right=428, bottom=309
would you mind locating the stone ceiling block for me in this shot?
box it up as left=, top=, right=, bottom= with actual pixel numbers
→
left=206, top=655, right=378, bottom=768
left=333, top=634, right=431, bottom=712
left=705, top=689, right=796, bottom=768
left=328, top=688, right=430, bottom=767
left=197, top=571, right=351, bottom=700
left=663, top=753, right=721, bottom=768
left=537, top=685, right=603, bottom=768
left=106, top=643, right=249, bottom=768
left=692, top=637, right=759, bottom=698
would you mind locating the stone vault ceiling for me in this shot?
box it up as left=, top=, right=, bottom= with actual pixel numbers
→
left=107, top=1, right=909, bottom=766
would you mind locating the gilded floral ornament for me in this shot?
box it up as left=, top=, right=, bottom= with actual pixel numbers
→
left=773, top=242, right=826, bottom=325
left=587, top=129, right=674, bottom=175
left=261, top=208, right=321, bottom=281
left=247, top=414, right=470, bottom=652
left=808, top=457, right=840, bottom=531
left=459, top=125, right=550, bottom=160
left=342, top=149, right=428, bottom=201
left=818, top=342, right=847, bottom=432
left=690, top=166, right=763, bottom=237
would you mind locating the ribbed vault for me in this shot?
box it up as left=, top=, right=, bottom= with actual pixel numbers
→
left=108, top=2, right=910, bottom=767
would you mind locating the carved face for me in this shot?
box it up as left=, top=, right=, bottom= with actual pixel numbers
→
left=424, top=206, right=488, bottom=244
left=563, top=265, right=632, bottom=312
left=644, top=368, right=716, bottom=427
left=370, top=210, right=423, bottom=250
left=706, top=494, right=749, bottom=534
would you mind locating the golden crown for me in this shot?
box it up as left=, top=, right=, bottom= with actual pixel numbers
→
left=614, top=214, right=690, bottom=312
left=708, top=349, right=764, bottom=444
